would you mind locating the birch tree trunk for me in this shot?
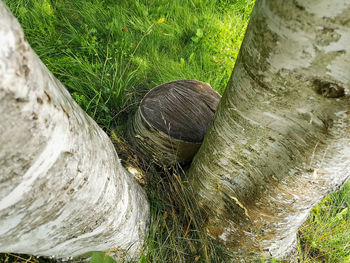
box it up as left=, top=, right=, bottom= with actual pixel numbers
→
left=188, top=0, right=350, bottom=260
left=0, top=2, right=149, bottom=260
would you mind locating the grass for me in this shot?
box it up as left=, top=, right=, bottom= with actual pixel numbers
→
left=298, top=183, right=350, bottom=262
left=2, top=0, right=350, bottom=262
left=4, top=0, right=252, bottom=131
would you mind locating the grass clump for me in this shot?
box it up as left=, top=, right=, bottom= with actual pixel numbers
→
left=111, top=133, right=228, bottom=262
left=298, top=181, right=350, bottom=262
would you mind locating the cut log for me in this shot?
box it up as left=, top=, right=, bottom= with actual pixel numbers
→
left=128, top=80, right=221, bottom=165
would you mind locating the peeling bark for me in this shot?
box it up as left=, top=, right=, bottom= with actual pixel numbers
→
left=188, top=0, right=350, bottom=260
left=0, top=2, right=149, bottom=260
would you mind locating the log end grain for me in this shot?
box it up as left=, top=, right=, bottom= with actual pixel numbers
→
left=128, top=80, right=221, bottom=165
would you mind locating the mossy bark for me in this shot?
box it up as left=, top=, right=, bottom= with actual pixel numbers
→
left=188, top=0, right=350, bottom=260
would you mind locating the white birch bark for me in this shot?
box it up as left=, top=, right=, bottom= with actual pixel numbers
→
left=188, top=0, right=350, bottom=260
left=0, top=2, right=149, bottom=260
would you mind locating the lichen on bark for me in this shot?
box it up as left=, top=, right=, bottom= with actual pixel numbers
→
left=188, top=0, right=350, bottom=260
left=0, top=2, right=149, bottom=260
